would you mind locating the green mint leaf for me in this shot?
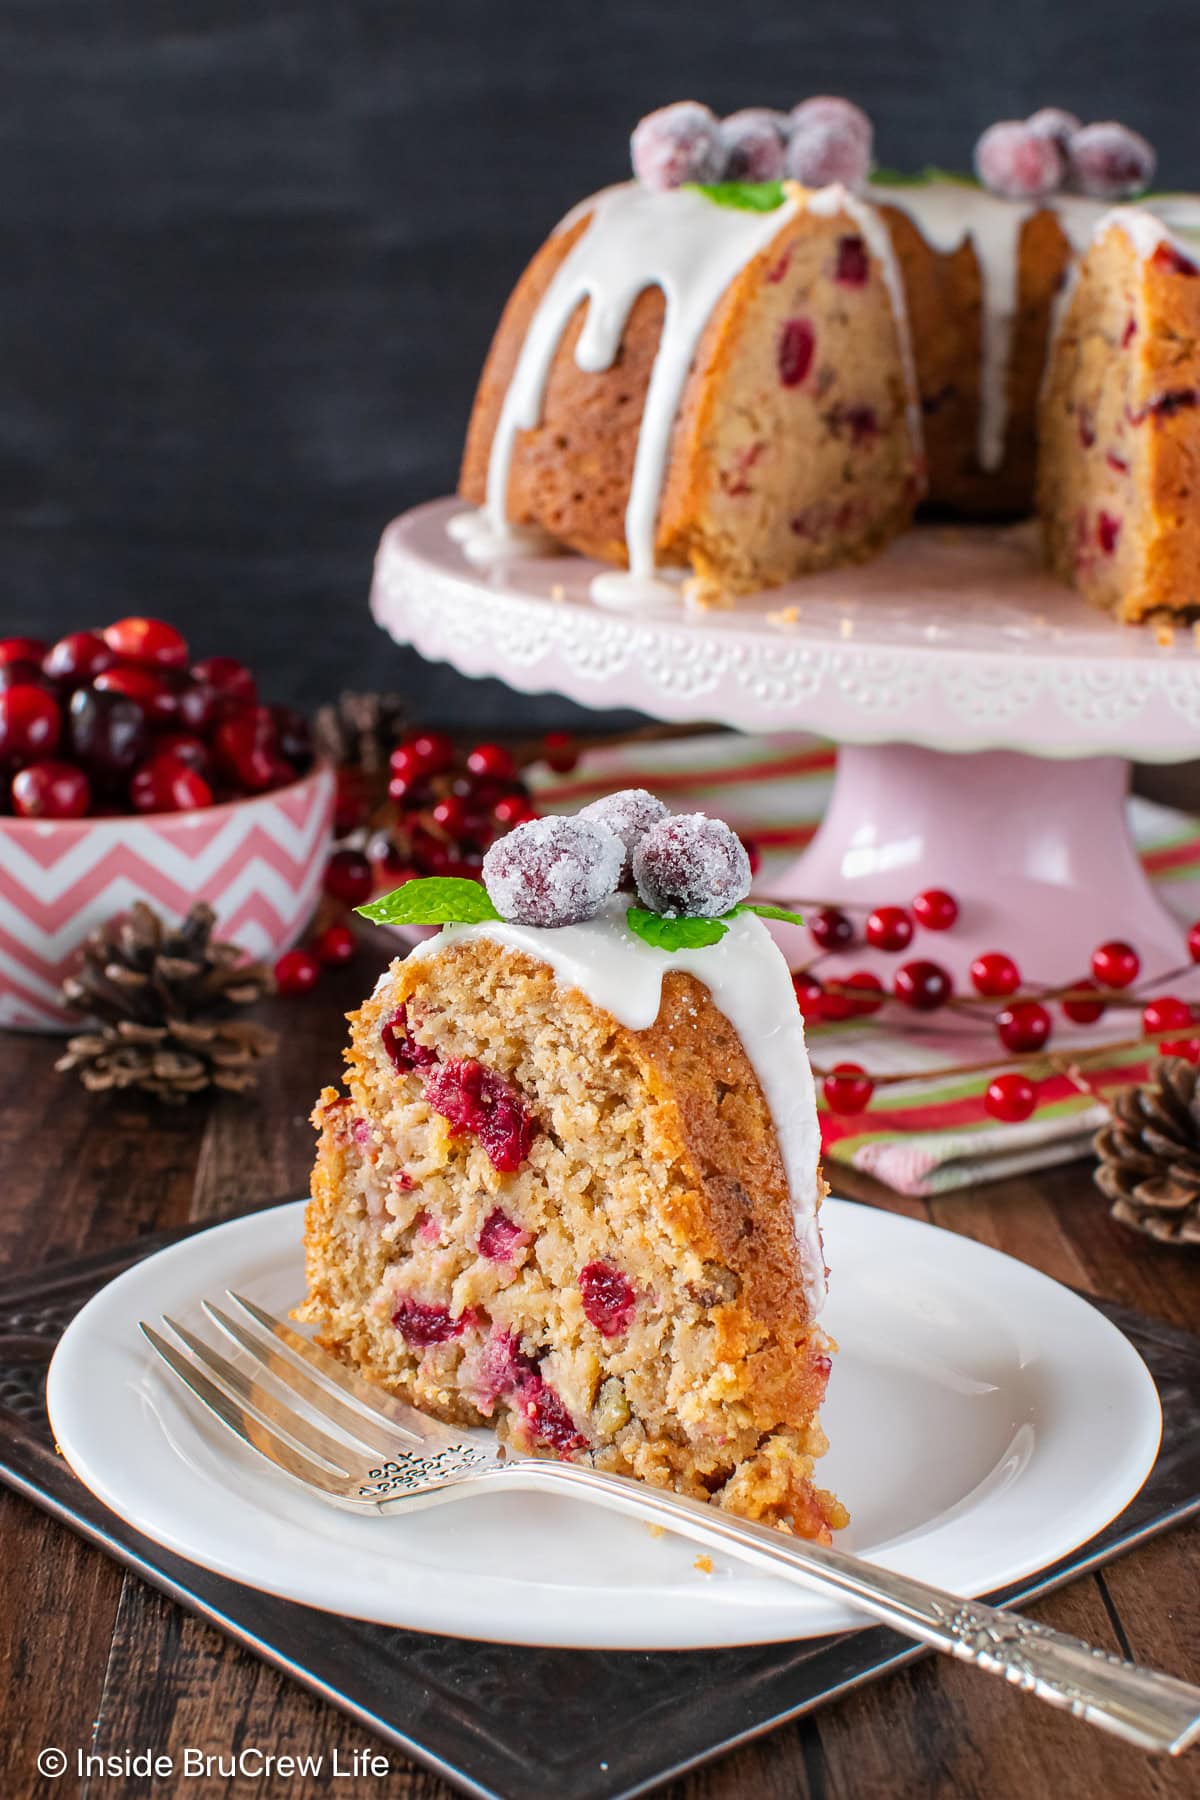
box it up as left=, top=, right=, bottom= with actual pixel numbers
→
left=626, top=907, right=729, bottom=951
left=871, top=165, right=979, bottom=189
left=356, top=877, right=502, bottom=928
left=690, top=180, right=786, bottom=213
left=731, top=902, right=806, bottom=928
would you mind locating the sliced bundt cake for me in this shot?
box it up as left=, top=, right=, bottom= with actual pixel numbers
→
left=301, top=798, right=845, bottom=1539
left=1038, top=209, right=1200, bottom=621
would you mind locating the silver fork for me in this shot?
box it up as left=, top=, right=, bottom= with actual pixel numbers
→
left=141, top=1294, right=1200, bottom=1758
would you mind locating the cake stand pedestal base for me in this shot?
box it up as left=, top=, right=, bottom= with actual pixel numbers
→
left=770, top=744, right=1190, bottom=989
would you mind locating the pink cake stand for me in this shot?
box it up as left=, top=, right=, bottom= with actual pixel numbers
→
left=371, top=498, right=1200, bottom=990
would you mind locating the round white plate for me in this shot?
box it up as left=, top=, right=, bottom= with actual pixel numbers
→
left=47, top=1198, right=1161, bottom=1650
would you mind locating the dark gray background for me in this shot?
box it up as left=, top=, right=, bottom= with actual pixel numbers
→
left=2, top=0, right=1196, bottom=725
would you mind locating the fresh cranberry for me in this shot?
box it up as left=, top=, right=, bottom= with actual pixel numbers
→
left=974, top=119, right=1064, bottom=198
left=841, top=970, right=886, bottom=1017
left=1159, top=1039, right=1200, bottom=1063
left=985, top=1072, right=1037, bottom=1123
left=970, top=951, right=1021, bottom=997
left=995, top=1001, right=1052, bottom=1054
left=423, top=1058, right=537, bottom=1172
left=865, top=905, right=913, bottom=952
left=431, top=794, right=469, bottom=836
left=578, top=1261, right=636, bottom=1335
left=153, top=731, right=210, bottom=775
left=541, top=729, right=579, bottom=774
left=808, top=905, right=854, bottom=950
left=0, top=684, right=61, bottom=763
left=314, top=922, right=356, bottom=966
left=11, top=760, right=90, bottom=819
left=335, top=769, right=368, bottom=834
left=513, top=1365, right=586, bottom=1454
left=94, top=665, right=177, bottom=723
left=324, top=848, right=374, bottom=907
left=631, top=101, right=724, bottom=191
left=835, top=235, right=870, bottom=286
left=381, top=1003, right=438, bottom=1073
left=42, top=630, right=115, bottom=687
left=274, top=947, right=321, bottom=996
left=478, top=1208, right=531, bottom=1262
left=822, top=1063, right=875, bottom=1115
left=129, top=753, right=213, bottom=814
left=1091, top=939, right=1140, bottom=988
left=1097, top=511, right=1121, bottom=554
left=778, top=318, right=816, bottom=388
left=102, top=616, right=189, bottom=670
left=893, top=960, right=952, bottom=1011
left=466, top=742, right=515, bottom=781
left=1142, top=996, right=1193, bottom=1035
left=171, top=675, right=218, bottom=734
left=0, top=636, right=46, bottom=667
left=1187, top=921, right=1200, bottom=963
left=191, top=654, right=257, bottom=712
left=491, top=793, right=539, bottom=829
left=0, top=660, right=50, bottom=693
left=1062, top=979, right=1106, bottom=1024
left=67, top=687, right=148, bottom=780
left=213, top=714, right=277, bottom=793
left=793, top=974, right=826, bottom=1021
left=911, top=888, right=958, bottom=931
left=269, top=704, right=311, bottom=767
left=392, top=1297, right=470, bottom=1348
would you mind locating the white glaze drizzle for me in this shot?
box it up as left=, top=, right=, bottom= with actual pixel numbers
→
left=406, top=901, right=827, bottom=1318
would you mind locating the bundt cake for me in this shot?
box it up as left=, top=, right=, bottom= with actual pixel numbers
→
left=300, top=797, right=846, bottom=1538
left=453, top=99, right=1200, bottom=619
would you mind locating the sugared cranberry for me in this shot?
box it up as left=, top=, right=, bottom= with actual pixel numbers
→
left=821, top=1063, right=875, bottom=1115
left=0, top=684, right=60, bottom=763
left=970, top=951, right=1021, bottom=997
left=1142, top=996, right=1193, bottom=1035
left=835, top=235, right=870, bottom=286
left=632, top=812, right=751, bottom=918
left=191, top=654, right=257, bottom=712
left=996, top=1001, right=1052, bottom=1054
left=1091, top=939, right=1140, bottom=988
left=786, top=114, right=872, bottom=187
left=720, top=108, right=786, bottom=182
left=974, top=120, right=1064, bottom=198
left=1026, top=107, right=1082, bottom=151
left=314, top=922, right=357, bottom=966
left=11, top=760, right=90, bottom=819
left=381, top=1004, right=438, bottom=1074
left=0, top=636, right=46, bottom=668
left=94, top=665, right=177, bottom=723
left=423, top=1057, right=538, bottom=1172
left=911, top=888, right=958, bottom=931
left=130, top=753, right=213, bottom=814
left=631, top=101, right=725, bottom=190
left=790, top=95, right=873, bottom=149
left=485, top=814, right=623, bottom=926
left=274, top=947, right=321, bottom=996
left=579, top=1261, right=637, bottom=1335
left=579, top=788, right=669, bottom=880
left=1097, top=511, right=1121, bottom=554
left=778, top=318, right=816, bottom=388
left=1067, top=121, right=1156, bottom=199
left=866, top=905, right=913, bottom=952
left=1062, top=979, right=1107, bottom=1025
left=466, top=742, right=515, bottom=781
left=42, top=630, right=115, bottom=687
left=67, top=687, right=148, bottom=780
left=985, top=1072, right=1037, bottom=1122
left=478, top=1208, right=531, bottom=1262
left=392, top=1296, right=470, bottom=1348
left=324, top=848, right=374, bottom=907
left=894, top=960, right=952, bottom=1011
left=808, top=905, right=854, bottom=951
left=102, top=616, right=189, bottom=670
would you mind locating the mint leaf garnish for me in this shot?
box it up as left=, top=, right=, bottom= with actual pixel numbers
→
left=626, top=907, right=729, bottom=950
left=690, top=180, right=786, bottom=213
left=871, top=166, right=979, bottom=189
left=731, top=902, right=806, bottom=927
left=357, top=877, right=502, bottom=928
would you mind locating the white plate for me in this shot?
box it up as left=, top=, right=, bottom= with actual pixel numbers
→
left=47, top=1198, right=1161, bottom=1650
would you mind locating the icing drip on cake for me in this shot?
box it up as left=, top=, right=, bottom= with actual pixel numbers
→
left=408, top=900, right=827, bottom=1318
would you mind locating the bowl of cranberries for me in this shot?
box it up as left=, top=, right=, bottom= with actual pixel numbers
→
left=0, top=619, right=335, bottom=1030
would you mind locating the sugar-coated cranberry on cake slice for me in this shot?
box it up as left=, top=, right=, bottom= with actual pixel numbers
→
left=300, top=795, right=845, bottom=1539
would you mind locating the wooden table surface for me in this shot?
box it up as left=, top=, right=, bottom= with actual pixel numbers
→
left=1, top=943, right=1197, bottom=1800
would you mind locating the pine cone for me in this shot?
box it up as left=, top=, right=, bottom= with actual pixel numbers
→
left=1094, top=1057, right=1200, bottom=1245
left=56, top=902, right=278, bottom=1103
left=314, top=690, right=408, bottom=778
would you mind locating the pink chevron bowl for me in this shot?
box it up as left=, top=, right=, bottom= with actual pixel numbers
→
left=0, top=762, right=336, bottom=1032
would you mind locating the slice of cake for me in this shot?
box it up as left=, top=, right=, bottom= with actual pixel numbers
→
left=301, top=797, right=845, bottom=1539
left=1038, top=209, right=1200, bottom=622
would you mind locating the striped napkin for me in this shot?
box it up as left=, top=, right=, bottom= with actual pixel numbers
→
left=530, top=732, right=1200, bottom=1197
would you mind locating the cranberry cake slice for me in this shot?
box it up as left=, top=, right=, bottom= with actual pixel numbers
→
left=301, top=801, right=844, bottom=1539
left=1038, top=210, right=1200, bottom=621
